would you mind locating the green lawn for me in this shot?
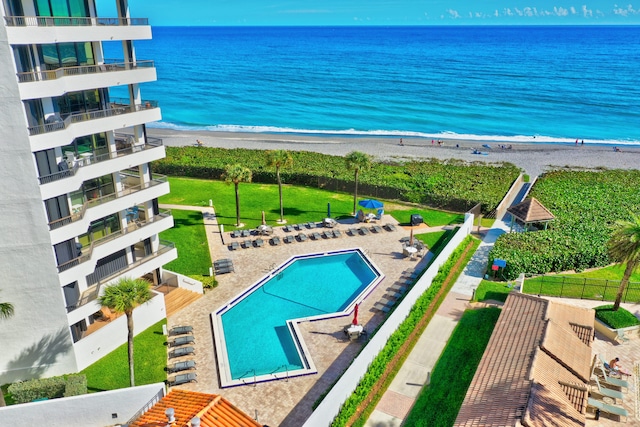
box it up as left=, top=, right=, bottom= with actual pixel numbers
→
left=80, top=320, right=167, bottom=392
left=595, top=305, right=640, bottom=329
left=404, top=308, right=501, bottom=427
left=161, top=176, right=465, bottom=232
left=389, top=208, right=465, bottom=227
left=159, top=209, right=211, bottom=276
left=415, top=228, right=458, bottom=258
left=473, top=280, right=513, bottom=302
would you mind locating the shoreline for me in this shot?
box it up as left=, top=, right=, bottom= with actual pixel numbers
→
left=148, top=128, right=640, bottom=178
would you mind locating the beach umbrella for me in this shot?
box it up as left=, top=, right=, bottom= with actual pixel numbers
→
left=261, top=210, right=266, bottom=225
left=359, top=199, right=383, bottom=210
left=352, top=303, right=359, bottom=325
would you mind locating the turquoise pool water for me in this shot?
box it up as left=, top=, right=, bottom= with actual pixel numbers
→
left=218, top=250, right=379, bottom=381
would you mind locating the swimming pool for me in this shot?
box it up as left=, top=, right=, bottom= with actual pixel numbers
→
left=211, top=248, right=383, bottom=387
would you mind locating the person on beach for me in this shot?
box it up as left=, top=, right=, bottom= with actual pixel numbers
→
left=196, top=139, right=203, bottom=147
left=399, top=138, right=403, bottom=146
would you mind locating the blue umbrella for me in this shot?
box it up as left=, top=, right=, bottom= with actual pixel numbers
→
left=359, top=199, right=384, bottom=209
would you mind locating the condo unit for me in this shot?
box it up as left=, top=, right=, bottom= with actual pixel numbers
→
left=0, top=0, right=178, bottom=382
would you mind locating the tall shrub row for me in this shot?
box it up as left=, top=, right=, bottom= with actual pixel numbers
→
left=8, top=374, right=87, bottom=403
left=490, top=169, right=640, bottom=279
left=153, top=147, right=520, bottom=213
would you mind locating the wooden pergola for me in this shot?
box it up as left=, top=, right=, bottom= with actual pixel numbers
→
left=507, top=197, right=555, bottom=232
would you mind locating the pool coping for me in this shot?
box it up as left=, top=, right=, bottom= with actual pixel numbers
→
left=210, top=247, right=385, bottom=388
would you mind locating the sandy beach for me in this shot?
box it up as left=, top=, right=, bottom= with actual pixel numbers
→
left=149, top=128, right=640, bottom=177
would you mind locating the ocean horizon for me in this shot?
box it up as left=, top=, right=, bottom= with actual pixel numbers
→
left=108, top=26, right=640, bottom=146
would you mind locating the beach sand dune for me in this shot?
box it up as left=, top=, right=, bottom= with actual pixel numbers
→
left=152, top=129, right=640, bottom=177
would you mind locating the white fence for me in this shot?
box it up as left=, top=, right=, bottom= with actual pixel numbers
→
left=303, top=213, right=474, bottom=426
left=162, top=269, right=204, bottom=294
left=0, top=383, right=165, bottom=427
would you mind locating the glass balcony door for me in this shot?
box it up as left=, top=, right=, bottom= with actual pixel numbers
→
left=35, top=0, right=90, bottom=17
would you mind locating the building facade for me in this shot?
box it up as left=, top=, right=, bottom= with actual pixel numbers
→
left=0, top=0, right=177, bottom=383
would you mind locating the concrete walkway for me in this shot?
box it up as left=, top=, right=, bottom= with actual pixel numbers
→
left=365, top=216, right=511, bottom=426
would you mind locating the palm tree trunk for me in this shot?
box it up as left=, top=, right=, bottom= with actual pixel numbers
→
left=613, top=261, right=637, bottom=311
left=126, top=310, right=135, bottom=387
left=277, top=168, right=284, bottom=222
left=234, top=182, right=241, bottom=226
left=353, top=170, right=359, bottom=215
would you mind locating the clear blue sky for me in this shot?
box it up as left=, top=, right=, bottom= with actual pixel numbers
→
left=99, top=1, right=640, bottom=25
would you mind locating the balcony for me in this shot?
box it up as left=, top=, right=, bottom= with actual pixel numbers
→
left=48, top=174, right=168, bottom=231
left=29, top=100, right=158, bottom=136
left=57, top=209, right=172, bottom=273
left=17, top=60, right=156, bottom=99
left=65, top=240, right=176, bottom=312
left=38, top=136, right=163, bottom=187
left=4, top=16, right=151, bottom=44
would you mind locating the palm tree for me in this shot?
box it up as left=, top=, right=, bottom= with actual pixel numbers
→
left=345, top=151, right=372, bottom=215
left=266, top=150, right=293, bottom=223
left=0, top=299, right=14, bottom=320
left=224, top=164, right=253, bottom=226
left=98, top=278, right=152, bottom=387
left=608, top=213, right=640, bottom=311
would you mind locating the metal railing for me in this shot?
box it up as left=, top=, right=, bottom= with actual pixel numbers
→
left=48, top=174, right=167, bottom=230
left=28, top=100, right=158, bottom=136
left=523, top=274, right=640, bottom=303
left=17, top=59, right=154, bottom=83
left=57, top=210, right=171, bottom=273
left=38, top=137, right=163, bottom=185
left=4, top=15, right=148, bottom=27
left=65, top=240, right=176, bottom=311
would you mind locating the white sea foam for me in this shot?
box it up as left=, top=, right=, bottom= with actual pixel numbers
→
left=148, top=122, right=640, bottom=147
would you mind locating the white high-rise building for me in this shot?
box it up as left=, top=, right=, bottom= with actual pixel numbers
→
left=0, top=0, right=177, bottom=383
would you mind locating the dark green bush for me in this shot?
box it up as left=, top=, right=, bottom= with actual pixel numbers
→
left=154, top=147, right=520, bottom=214
left=63, top=374, right=87, bottom=397
left=490, top=170, right=640, bottom=279
left=8, top=376, right=66, bottom=403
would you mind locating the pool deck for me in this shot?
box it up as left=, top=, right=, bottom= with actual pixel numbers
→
left=161, top=204, right=444, bottom=426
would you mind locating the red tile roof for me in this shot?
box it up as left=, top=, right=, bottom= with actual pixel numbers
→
left=454, top=293, right=594, bottom=427
left=507, top=197, right=555, bottom=223
left=128, top=389, right=262, bottom=427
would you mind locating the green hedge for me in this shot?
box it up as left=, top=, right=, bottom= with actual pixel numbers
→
left=331, top=235, right=474, bottom=426
left=7, top=374, right=86, bottom=403
left=153, top=147, right=520, bottom=214
left=490, top=170, right=640, bottom=279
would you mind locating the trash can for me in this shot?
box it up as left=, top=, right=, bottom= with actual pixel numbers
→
left=410, top=214, right=424, bottom=226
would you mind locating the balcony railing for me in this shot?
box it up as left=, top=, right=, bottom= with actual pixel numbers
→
left=17, top=59, right=154, bottom=83
left=38, top=137, right=163, bottom=185
left=57, top=210, right=172, bottom=273
left=48, top=174, right=168, bottom=230
left=65, top=240, right=176, bottom=312
left=4, top=15, right=148, bottom=27
left=28, top=100, right=158, bottom=136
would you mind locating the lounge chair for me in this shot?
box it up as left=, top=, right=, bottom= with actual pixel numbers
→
left=228, top=241, right=240, bottom=251
left=591, top=376, right=624, bottom=402
left=373, top=299, right=394, bottom=313
left=241, top=240, right=252, bottom=249
left=596, top=365, right=629, bottom=391
left=215, top=264, right=234, bottom=274
left=240, top=230, right=251, bottom=237
left=332, top=229, right=342, bottom=238
left=294, top=223, right=303, bottom=231
left=284, top=235, right=295, bottom=244
left=170, top=335, right=195, bottom=347
left=384, top=223, right=397, bottom=232
left=347, top=228, right=357, bottom=236
left=214, top=258, right=232, bottom=266
left=587, top=397, right=628, bottom=421
left=358, top=227, right=369, bottom=235
left=371, top=225, right=382, bottom=233
left=283, top=225, right=293, bottom=232
left=168, top=372, right=197, bottom=387
left=297, top=233, right=308, bottom=242
left=310, top=232, right=322, bottom=240
left=230, top=230, right=241, bottom=238
left=168, top=360, right=196, bottom=373
left=375, top=208, right=384, bottom=220
left=306, top=222, right=316, bottom=229
left=169, top=325, right=193, bottom=336
left=254, top=238, right=264, bottom=247
left=389, top=283, right=407, bottom=293
left=322, top=231, right=332, bottom=239
left=169, top=346, right=195, bottom=358
left=270, top=236, right=281, bottom=246
left=356, top=210, right=366, bottom=223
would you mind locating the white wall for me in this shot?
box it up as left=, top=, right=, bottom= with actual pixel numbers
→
left=0, top=19, right=77, bottom=385
left=0, top=383, right=165, bottom=427
left=162, top=269, right=204, bottom=294
left=303, top=214, right=474, bottom=426
left=73, top=292, right=166, bottom=371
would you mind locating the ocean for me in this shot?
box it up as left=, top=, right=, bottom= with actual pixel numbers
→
left=107, top=26, right=640, bottom=145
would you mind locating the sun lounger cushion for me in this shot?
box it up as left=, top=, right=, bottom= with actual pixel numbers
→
left=169, top=325, right=193, bottom=336
left=169, top=360, right=196, bottom=373
left=311, top=232, right=321, bottom=240
left=333, top=230, right=342, bottom=238
left=284, top=235, right=294, bottom=243
left=384, top=224, right=397, bottom=232
left=359, top=227, right=369, bottom=235
left=254, top=238, right=264, bottom=247
left=171, top=335, right=195, bottom=347
left=169, top=346, right=195, bottom=358
left=169, top=372, right=197, bottom=386
left=588, top=397, right=628, bottom=420
left=228, top=241, right=240, bottom=251
left=270, top=236, right=281, bottom=246
left=242, top=240, right=252, bottom=249
left=373, top=302, right=391, bottom=313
